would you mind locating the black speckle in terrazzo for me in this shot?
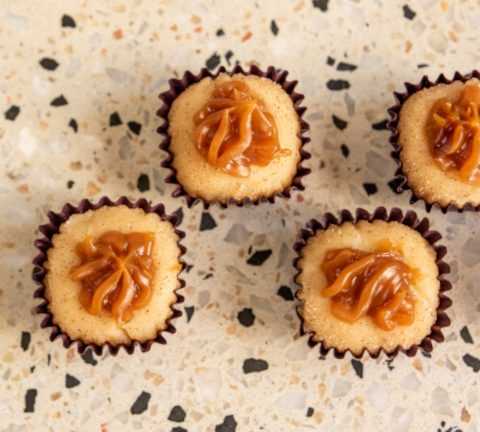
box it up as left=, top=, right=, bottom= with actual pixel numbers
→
left=206, top=52, right=221, bottom=70
left=247, top=249, right=272, bottom=266
left=109, top=112, right=122, bottom=127
left=385, top=358, right=395, bottom=371
left=184, top=263, right=193, bottom=273
left=337, top=62, right=357, bottom=72
left=30, top=366, right=35, bottom=374
left=363, top=182, right=378, bottom=196
left=68, top=118, right=78, bottom=133
left=67, top=180, right=75, bottom=189
left=171, top=428, right=188, bottom=432
left=61, top=14, right=76, bottom=28
left=130, top=391, right=151, bottom=415
left=168, top=405, right=186, bottom=422
left=172, top=207, right=184, bottom=225
left=312, top=0, right=329, bottom=12
left=417, top=63, right=429, bottom=69
left=215, top=415, right=237, bottom=432
left=203, top=272, right=213, bottom=280
left=216, top=28, right=225, bottom=37
left=332, top=114, right=348, bottom=130
left=326, top=79, right=350, bottom=91
left=438, top=421, right=463, bottom=432
left=24, top=389, right=37, bottom=413
left=237, top=308, right=255, bottom=327
left=463, top=353, right=480, bottom=372
left=306, top=407, right=314, bottom=417
left=50, top=94, right=68, bottom=107
left=387, top=178, right=401, bottom=193
left=270, top=19, right=279, bottom=35
left=326, top=56, right=335, bottom=66
left=421, top=350, right=431, bottom=358
left=47, top=353, right=51, bottom=366
left=372, top=119, right=389, bottom=131
left=137, top=173, right=150, bottom=192
left=80, top=348, right=98, bottom=366
left=184, top=306, right=195, bottom=323
left=39, top=57, right=59, bottom=71
left=5, top=105, right=20, bottom=121
left=243, top=358, right=269, bottom=374
left=460, top=326, right=474, bottom=344
left=340, top=144, right=350, bottom=158
left=20, top=331, right=31, bottom=351
left=403, top=4, right=416, bottom=20
left=225, top=50, right=234, bottom=66
left=65, top=374, right=81, bottom=389
left=127, top=121, right=142, bottom=135
left=351, top=359, right=364, bottom=378
left=277, top=285, right=294, bottom=301
left=200, top=212, right=217, bottom=231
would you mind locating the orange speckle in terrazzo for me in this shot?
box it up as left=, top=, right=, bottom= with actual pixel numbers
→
left=70, top=161, right=83, bottom=171
left=86, top=181, right=100, bottom=196
left=461, top=407, right=471, bottom=423
left=241, top=31, right=252, bottom=42
left=191, top=15, right=201, bottom=24
left=50, top=392, right=62, bottom=401
left=17, top=184, right=29, bottom=194
left=113, top=29, right=123, bottom=39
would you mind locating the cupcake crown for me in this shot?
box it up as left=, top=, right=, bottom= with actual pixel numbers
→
left=387, top=69, right=480, bottom=212
left=32, top=196, right=187, bottom=356
left=293, top=207, right=452, bottom=359
left=157, top=64, right=311, bottom=208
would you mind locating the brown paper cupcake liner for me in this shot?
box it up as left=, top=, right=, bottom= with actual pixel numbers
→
left=293, top=207, right=452, bottom=359
left=156, top=64, right=311, bottom=208
left=387, top=70, right=480, bottom=213
left=32, top=196, right=187, bottom=356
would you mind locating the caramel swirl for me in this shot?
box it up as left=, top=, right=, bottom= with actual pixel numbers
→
left=193, top=80, right=289, bottom=177
left=70, top=231, right=155, bottom=323
left=430, top=84, right=480, bottom=182
left=321, top=248, right=415, bottom=331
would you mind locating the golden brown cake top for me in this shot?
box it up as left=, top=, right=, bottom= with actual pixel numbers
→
left=429, top=83, right=480, bottom=183
left=70, top=231, right=155, bottom=323
left=193, top=79, right=290, bottom=177
left=321, top=247, right=415, bottom=331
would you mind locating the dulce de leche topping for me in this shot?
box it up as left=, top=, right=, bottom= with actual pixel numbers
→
left=70, top=231, right=155, bottom=323
left=321, top=248, right=415, bottom=331
left=429, top=84, right=480, bottom=182
left=193, top=79, right=290, bottom=177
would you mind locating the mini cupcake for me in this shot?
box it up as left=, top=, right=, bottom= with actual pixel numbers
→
left=294, top=208, right=452, bottom=358
left=157, top=65, right=311, bottom=206
left=388, top=71, right=480, bottom=210
left=32, top=197, right=186, bottom=354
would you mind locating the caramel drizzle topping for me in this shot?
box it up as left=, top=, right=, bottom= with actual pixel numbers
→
left=430, top=84, right=480, bottom=182
left=70, top=231, right=155, bottom=323
left=193, top=80, right=290, bottom=177
left=321, top=248, right=415, bottom=331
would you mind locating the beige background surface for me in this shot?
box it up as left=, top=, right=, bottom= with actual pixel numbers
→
left=1, top=1, right=479, bottom=431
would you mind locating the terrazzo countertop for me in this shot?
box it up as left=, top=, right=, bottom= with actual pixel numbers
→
left=1, top=1, right=479, bottom=431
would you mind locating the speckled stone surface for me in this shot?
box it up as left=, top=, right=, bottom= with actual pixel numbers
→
left=1, top=1, right=479, bottom=431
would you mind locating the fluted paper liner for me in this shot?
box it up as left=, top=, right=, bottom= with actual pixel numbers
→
left=293, top=207, right=452, bottom=359
left=387, top=70, right=480, bottom=212
left=32, top=196, right=187, bottom=356
left=157, top=64, right=311, bottom=208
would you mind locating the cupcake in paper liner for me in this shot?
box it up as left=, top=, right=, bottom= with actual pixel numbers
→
left=388, top=70, right=480, bottom=212
left=32, top=196, right=186, bottom=355
left=157, top=65, right=311, bottom=207
left=293, top=207, right=452, bottom=359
